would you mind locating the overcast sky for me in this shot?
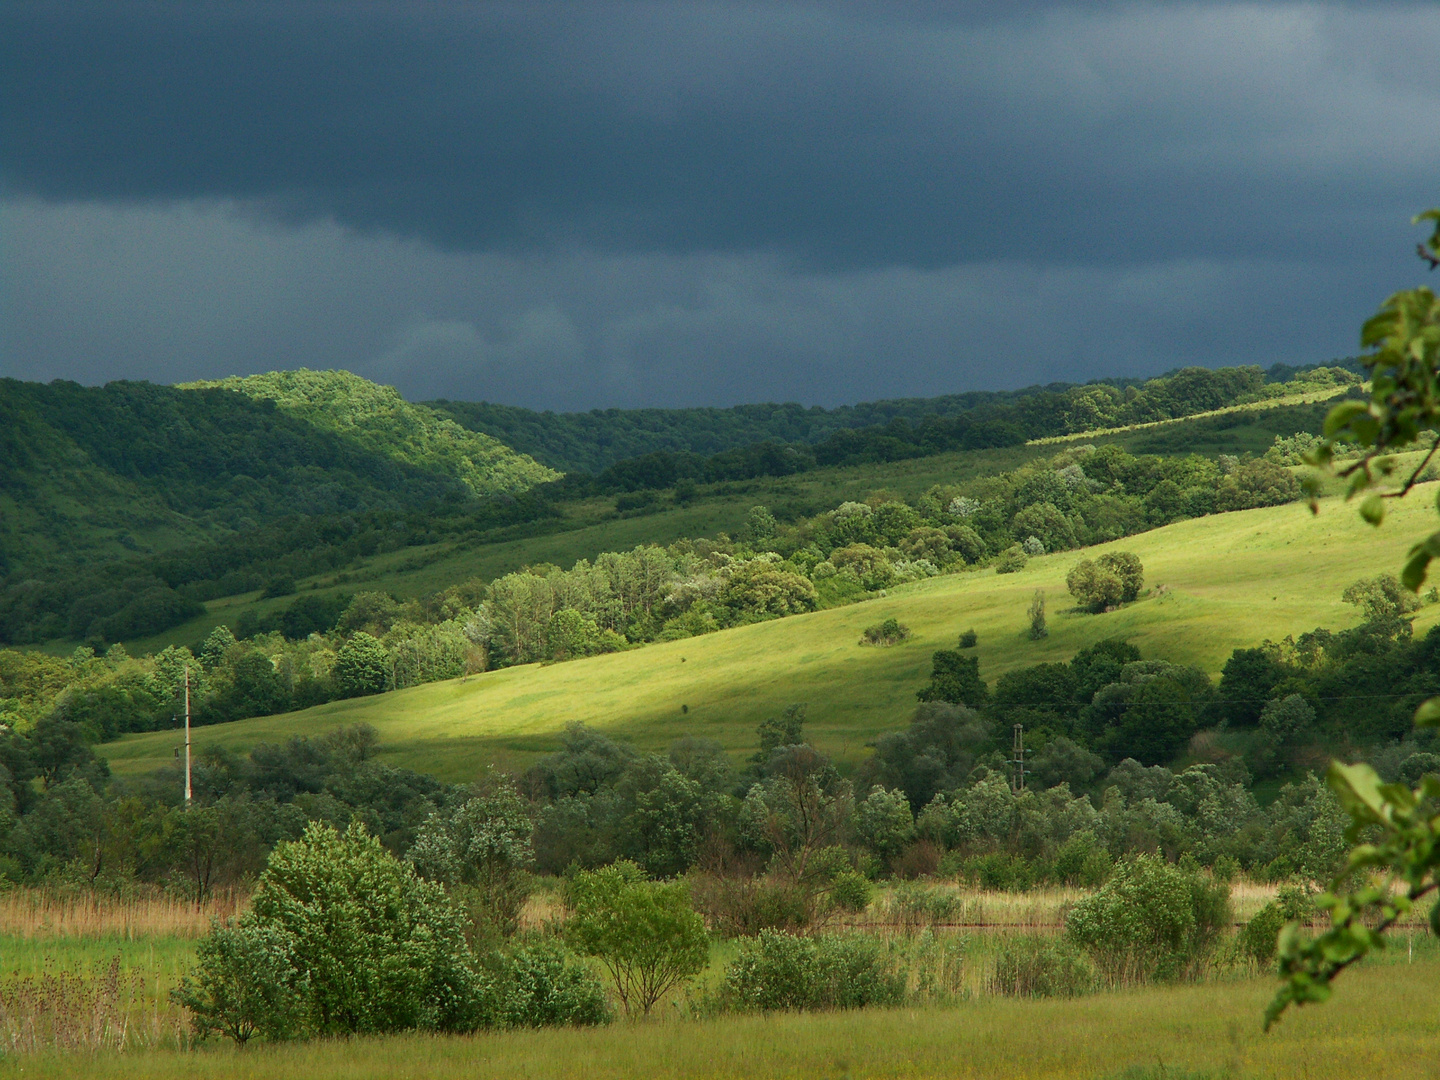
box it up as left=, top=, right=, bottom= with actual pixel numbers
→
left=1, top=2, right=1436, bottom=411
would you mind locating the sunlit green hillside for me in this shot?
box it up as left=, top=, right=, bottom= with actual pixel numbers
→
left=183, top=369, right=559, bottom=495
left=83, top=394, right=1345, bottom=659
left=99, top=489, right=1440, bottom=781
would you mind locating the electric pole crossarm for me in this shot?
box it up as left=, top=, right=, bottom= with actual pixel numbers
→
left=1010, top=723, right=1029, bottom=793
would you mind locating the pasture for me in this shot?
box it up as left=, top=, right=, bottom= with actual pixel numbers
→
left=98, top=488, right=1440, bottom=781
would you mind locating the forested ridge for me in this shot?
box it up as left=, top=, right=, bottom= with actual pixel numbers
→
left=0, top=375, right=554, bottom=575
left=432, top=361, right=1361, bottom=474
left=186, top=369, right=559, bottom=497
left=0, top=362, right=1357, bottom=650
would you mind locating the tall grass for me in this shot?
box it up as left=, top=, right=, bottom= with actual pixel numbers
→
left=0, top=889, right=244, bottom=941
left=3, top=957, right=1437, bottom=1079
left=0, top=957, right=189, bottom=1055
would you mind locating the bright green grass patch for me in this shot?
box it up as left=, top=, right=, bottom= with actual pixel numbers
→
left=3, top=958, right=1437, bottom=1079
left=81, top=399, right=1336, bottom=659
left=0, top=934, right=196, bottom=978
left=99, top=490, right=1440, bottom=782
left=0, top=934, right=195, bottom=968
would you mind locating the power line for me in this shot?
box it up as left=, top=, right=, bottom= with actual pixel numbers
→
left=984, top=689, right=1440, bottom=708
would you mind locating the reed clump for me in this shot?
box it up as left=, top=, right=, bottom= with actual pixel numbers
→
left=0, top=887, right=245, bottom=940
left=0, top=957, right=186, bottom=1054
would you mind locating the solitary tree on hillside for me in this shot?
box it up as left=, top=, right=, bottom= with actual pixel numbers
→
left=1028, top=589, right=1048, bottom=640
left=1067, top=552, right=1144, bottom=613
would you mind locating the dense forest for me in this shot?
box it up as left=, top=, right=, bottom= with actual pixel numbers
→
left=0, top=373, right=554, bottom=577
left=433, top=362, right=1360, bottom=474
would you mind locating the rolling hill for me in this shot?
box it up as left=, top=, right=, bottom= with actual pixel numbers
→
left=43, top=390, right=1350, bottom=659
left=97, top=489, right=1440, bottom=781
left=185, top=369, right=559, bottom=497
left=0, top=374, right=556, bottom=578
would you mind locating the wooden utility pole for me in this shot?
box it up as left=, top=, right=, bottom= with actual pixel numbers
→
left=1010, top=723, right=1027, bottom=793
left=184, top=665, right=192, bottom=807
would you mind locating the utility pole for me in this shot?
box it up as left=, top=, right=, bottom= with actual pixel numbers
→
left=1010, top=723, right=1027, bottom=793
left=184, top=664, right=192, bottom=807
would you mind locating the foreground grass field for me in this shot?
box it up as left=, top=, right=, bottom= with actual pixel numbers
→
left=99, top=487, right=1440, bottom=782
left=3, top=956, right=1437, bottom=1080
left=1, top=882, right=1433, bottom=1077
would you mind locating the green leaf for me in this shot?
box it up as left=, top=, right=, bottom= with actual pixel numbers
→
left=1359, top=494, right=1386, bottom=525
left=1376, top=782, right=1416, bottom=812
left=1415, top=697, right=1440, bottom=729
left=1402, top=542, right=1436, bottom=592
left=1323, top=400, right=1372, bottom=437
left=1328, top=761, right=1388, bottom=823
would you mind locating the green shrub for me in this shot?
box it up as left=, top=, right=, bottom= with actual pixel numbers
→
left=181, top=821, right=482, bottom=1043
left=890, top=839, right=943, bottom=879
left=564, top=860, right=709, bottom=1015
left=247, top=821, right=481, bottom=1036
left=962, top=852, right=1034, bottom=892
left=1211, top=854, right=1240, bottom=884
left=958, top=629, right=978, bottom=648
left=1237, top=885, right=1312, bottom=965
left=986, top=936, right=1094, bottom=998
left=995, top=545, right=1028, bottom=574
left=829, top=871, right=872, bottom=914
left=688, top=873, right=814, bottom=937
left=723, top=930, right=905, bottom=1012
left=853, top=786, right=916, bottom=861
left=261, top=576, right=297, bottom=599
left=1051, top=832, right=1112, bottom=888
left=484, top=938, right=612, bottom=1028
left=859, top=618, right=911, bottom=646
left=172, top=921, right=309, bottom=1045
left=409, top=783, right=534, bottom=942
left=333, top=632, right=391, bottom=697
left=1065, top=855, right=1231, bottom=984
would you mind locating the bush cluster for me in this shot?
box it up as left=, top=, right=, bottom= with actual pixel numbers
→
left=174, top=822, right=610, bottom=1043
left=859, top=618, right=910, bottom=647
left=1065, top=856, right=1231, bottom=984
left=986, top=937, right=1095, bottom=998
left=722, top=930, right=906, bottom=1012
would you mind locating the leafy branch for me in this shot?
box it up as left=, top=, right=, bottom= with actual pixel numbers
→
left=1265, top=755, right=1440, bottom=1028
left=1303, top=210, right=1440, bottom=589
left=1268, top=206, right=1440, bottom=1027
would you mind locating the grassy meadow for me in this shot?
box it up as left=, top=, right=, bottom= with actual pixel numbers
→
left=98, top=486, right=1440, bottom=781
left=0, top=878, right=1435, bottom=1078
left=0, top=951, right=1435, bottom=1079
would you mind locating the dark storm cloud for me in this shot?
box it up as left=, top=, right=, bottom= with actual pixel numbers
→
left=4, top=2, right=1433, bottom=269
left=1, top=2, right=1437, bottom=408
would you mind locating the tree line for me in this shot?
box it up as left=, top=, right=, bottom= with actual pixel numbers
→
left=435, top=362, right=1361, bottom=475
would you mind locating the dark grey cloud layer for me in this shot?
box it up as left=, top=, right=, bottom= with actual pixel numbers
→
left=2, top=2, right=1437, bottom=408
